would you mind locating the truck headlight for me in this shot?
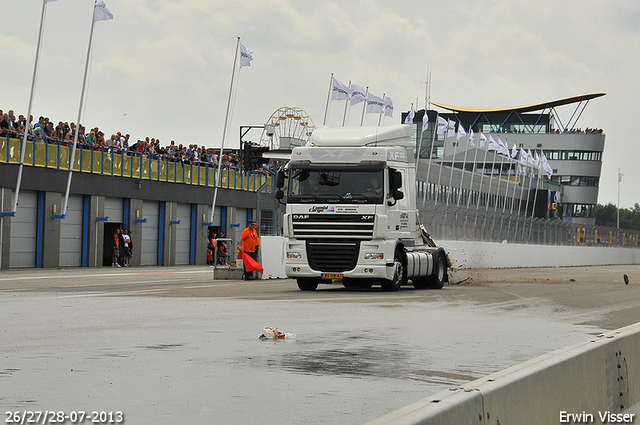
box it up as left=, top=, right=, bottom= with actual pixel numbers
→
left=364, top=253, right=384, bottom=260
left=287, top=252, right=302, bottom=259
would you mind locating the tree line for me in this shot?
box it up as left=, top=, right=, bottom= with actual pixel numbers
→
left=595, top=203, right=640, bottom=230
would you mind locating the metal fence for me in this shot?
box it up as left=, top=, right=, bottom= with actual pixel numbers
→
left=419, top=203, right=640, bottom=248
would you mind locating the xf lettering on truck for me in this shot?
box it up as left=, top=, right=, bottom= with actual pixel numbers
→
left=387, top=149, right=407, bottom=161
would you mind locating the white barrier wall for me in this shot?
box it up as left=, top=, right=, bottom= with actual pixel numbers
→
left=444, top=240, right=640, bottom=269
left=365, top=323, right=640, bottom=425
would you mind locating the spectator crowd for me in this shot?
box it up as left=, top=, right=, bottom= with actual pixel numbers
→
left=1, top=107, right=280, bottom=174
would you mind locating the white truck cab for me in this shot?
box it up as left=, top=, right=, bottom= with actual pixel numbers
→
left=275, top=124, right=447, bottom=291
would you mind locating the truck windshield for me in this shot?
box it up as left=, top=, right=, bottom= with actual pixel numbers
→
left=287, top=169, right=384, bottom=204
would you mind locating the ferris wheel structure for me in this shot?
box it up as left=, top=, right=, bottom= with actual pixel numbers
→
left=260, top=107, right=315, bottom=150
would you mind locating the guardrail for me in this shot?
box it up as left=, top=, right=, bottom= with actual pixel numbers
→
left=366, top=323, right=640, bottom=425
left=0, top=136, right=272, bottom=192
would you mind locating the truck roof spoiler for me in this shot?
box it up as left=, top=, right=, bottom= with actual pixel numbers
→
left=309, top=125, right=413, bottom=148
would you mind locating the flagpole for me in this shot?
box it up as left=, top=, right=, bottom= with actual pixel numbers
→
left=322, top=73, right=333, bottom=126
left=456, top=132, right=471, bottom=208
left=341, top=81, right=351, bottom=127
left=424, top=112, right=438, bottom=204
left=12, top=0, right=50, bottom=214
left=62, top=3, right=99, bottom=217
left=510, top=158, right=518, bottom=215
left=617, top=168, right=621, bottom=228
left=359, top=87, right=369, bottom=126
left=493, top=153, right=507, bottom=212
left=476, top=141, right=490, bottom=209
left=434, top=130, right=447, bottom=207
left=466, top=134, right=480, bottom=209
left=210, top=37, right=241, bottom=223
left=446, top=122, right=459, bottom=206
left=378, top=94, right=385, bottom=126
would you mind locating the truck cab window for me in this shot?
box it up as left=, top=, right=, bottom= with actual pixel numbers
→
left=288, top=168, right=384, bottom=204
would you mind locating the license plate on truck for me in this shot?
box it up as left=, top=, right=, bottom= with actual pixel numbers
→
left=322, top=273, right=343, bottom=279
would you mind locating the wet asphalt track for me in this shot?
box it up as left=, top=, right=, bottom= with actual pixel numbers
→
left=2, top=265, right=639, bottom=424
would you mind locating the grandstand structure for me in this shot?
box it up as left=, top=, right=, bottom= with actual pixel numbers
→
left=0, top=137, right=275, bottom=269
left=404, top=93, right=606, bottom=226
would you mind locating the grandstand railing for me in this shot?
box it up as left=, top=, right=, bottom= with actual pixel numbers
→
left=0, top=136, right=272, bottom=192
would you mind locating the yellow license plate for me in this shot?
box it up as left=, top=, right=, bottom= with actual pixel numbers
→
left=322, top=273, right=343, bottom=279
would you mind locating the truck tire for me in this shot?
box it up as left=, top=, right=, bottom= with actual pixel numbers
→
left=412, top=276, right=429, bottom=290
left=297, top=278, right=318, bottom=291
left=381, top=250, right=405, bottom=292
left=427, top=250, right=446, bottom=290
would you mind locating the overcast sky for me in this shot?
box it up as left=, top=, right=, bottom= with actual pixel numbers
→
left=2, top=0, right=638, bottom=208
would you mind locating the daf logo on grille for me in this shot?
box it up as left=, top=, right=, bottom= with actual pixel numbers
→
left=293, top=214, right=309, bottom=220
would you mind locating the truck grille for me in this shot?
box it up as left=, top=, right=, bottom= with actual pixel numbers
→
left=292, top=214, right=374, bottom=240
left=306, top=240, right=360, bottom=272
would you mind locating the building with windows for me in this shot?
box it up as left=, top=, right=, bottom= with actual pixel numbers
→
left=403, top=93, right=605, bottom=225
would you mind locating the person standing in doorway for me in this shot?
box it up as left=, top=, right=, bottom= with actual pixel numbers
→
left=239, top=220, right=260, bottom=280
left=112, top=228, right=121, bottom=267
left=121, top=229, right=132, bottom=267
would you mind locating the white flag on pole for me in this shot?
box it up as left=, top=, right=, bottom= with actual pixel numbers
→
left=488, top=135, right=500, bottom=152
left=479, top=132, right=487, bottom=148
left=526, top=149, right=536, bottom=167
left=511, top=143, right=518, bottom=159
left=469, top=129, right=475, bottom=147
left=239, top=43, right=253, bottom=68
left=542, top=152, right=553, bottom=178
left=404, top=104, right=415, bottom=124
left=384, top=97, right=394, bottom=118
left=519, top=148, right=529, bottom=165
left=350, top=84, right=366, bottom=105
left=94, top=0, right=113, bottom=21
left=331, top=77, right=351, bottom=101
left=366, top=93, right=385, bottom=114
left=447, top=119, right=456, bottom=138
left=496, top=137, right=507, bottom=155
left=422, top=111, right=429, bottom=133
left=456, top=122, right=466, bottom=140
left=618, top=171, right=623, bottom=182
left=437, top=116, right=448, bottom=134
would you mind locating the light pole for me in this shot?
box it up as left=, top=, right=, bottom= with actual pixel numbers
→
left=617, top=168, right=623, bottom=228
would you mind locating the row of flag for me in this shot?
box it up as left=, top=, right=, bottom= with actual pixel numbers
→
left=434, top=116, right=554, bottom=179
left=330, top=77, right=394, bottom=118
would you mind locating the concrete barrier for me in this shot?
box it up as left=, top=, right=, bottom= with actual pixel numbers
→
left=444, top=240, right=640, bottom=269
left=365, top=323, right=640, bottom=425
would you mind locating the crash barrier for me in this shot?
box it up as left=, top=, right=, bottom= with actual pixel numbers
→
left=365, top=322, right=640, bottom=425
left=420, top=204, right=640, bottom=249
left=0, top=136, right=272, bottom=191
left=444, top=239, right=640, bottom=269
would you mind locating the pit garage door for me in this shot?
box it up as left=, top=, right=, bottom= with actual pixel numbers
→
left=9, top=191, right=38, bottom=268
left=59, top=195, right=83, bottom=267
left=174, top=203, right=191, bottom=265
left=104, top=197, right=123, bottom=223
left=141, top=200, right=160, bottom=265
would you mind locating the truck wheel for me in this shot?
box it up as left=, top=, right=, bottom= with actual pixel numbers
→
left=412, top=276, right=429, bottom=290
left=427, top=250, right=446, bottom=290
left=381, top=250, right=405, bottom=292
left=297, top=278, right=318, bottom=291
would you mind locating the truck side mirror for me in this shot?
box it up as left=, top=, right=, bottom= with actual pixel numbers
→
left=275, top=190, right=284, bottom=200
left=276, top=170, right=285, bottom=188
